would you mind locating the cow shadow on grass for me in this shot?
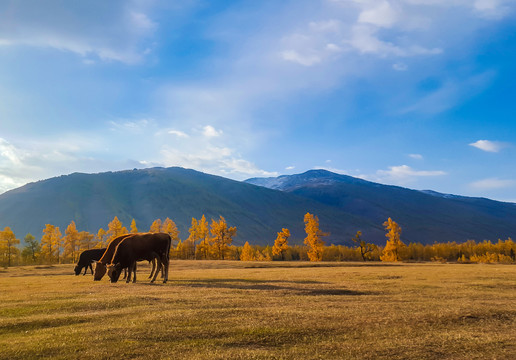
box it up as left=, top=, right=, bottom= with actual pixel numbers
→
left=140, top=278, right=374, bottom=296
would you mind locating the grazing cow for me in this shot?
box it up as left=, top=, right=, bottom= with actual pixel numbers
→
left=107, top=232, right=171, bottom=284
left=74, top=248, right=107, bottom=275
left=93, top=234, right=133, bottom=281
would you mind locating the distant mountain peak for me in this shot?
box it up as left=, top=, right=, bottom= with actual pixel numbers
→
left=245, top=169, right=370, bottom=191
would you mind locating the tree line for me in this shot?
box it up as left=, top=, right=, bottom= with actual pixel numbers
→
left=0, top=213, right=515, bottom=267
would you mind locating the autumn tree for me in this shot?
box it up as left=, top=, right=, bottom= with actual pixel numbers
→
left=304, top=213, right=328, bottom=261
left=240, top=241, right=256, bottom=261
left=79, top=231, right=95, bottom=250
left=162, top=218, right=180, bottom=241
left=380, top=218, right=405, bottom=262
left=96, top=228, right=107, bottom=247
left=272, top=228, right=290, bottom=260
left=150, top=219, right=162, bottom=233
left=41, top=224, right=62, bottom=263
left=63, top=221, right=81, bottom=263
left=106, top=216, right=128, bottom=244
left=210, top=216, right=236, bottom=260
left=351, top=231, right=377, bottom=261
left=21, top=233, right=40, bottom=264
left=189, top=215, right=210, bottom=259
left=0, top=227, right=20, bottom=266
left=130, top=219, right=138, bottom=233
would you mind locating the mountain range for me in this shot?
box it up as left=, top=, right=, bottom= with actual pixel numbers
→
left=0, top=167, right=515, bottom=246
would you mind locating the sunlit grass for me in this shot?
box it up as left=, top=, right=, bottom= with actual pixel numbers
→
left=1, top=261, right=515, bottom=359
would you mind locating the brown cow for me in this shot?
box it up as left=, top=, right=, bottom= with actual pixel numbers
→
left=94, top=233, right=161, bottom=281
left=93, top=234, right=133, bottom=281
left=106, top=232, right=171, bottom=283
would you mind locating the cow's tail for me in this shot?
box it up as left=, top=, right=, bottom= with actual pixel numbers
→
left=160, top=233, right=171, bottom=284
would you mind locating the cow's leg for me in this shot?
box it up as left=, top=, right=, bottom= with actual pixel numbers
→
left=150, top=253, right=162, bottom=283
left=82, top=266, right=87, bottom=275
left=88, top=263, right=94, bottom=275
left=133, top=262, right=137, bottom=283
left=161, top=254, right=169, bottom=284
left=148, top=258, right=156, bottom=279
left=123, top=268, right=127, bottom=280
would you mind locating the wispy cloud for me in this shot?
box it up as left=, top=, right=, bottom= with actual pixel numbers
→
left=469, top=139, right=506, bottom=152
left=0, top=2, right=158, bottom=64
left=470, top=177, right=515, bottom=190
left=168, top=130, right=189, bottom=138
left=409, top=154, right=424, bottom=160
left=160, top=145, right=277, bottom=179
left=375, top=165, right=446, bottom=185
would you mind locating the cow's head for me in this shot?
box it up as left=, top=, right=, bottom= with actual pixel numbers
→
left=73, top=265, right=81, bottom=276
left=93, top=262, right=107, bottom=281
left=107, top=263, right=123, bottom=283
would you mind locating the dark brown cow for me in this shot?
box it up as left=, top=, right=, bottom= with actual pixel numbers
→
left=93, top=234, right=133, bottom=281
left=106, top=232, right=171, bottom=283
left=74, top=248, right=107, bottom=275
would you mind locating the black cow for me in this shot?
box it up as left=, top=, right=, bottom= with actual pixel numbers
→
left=107, top=233, right=171, bottom=283
left=74, top=248, right=107, bottom=275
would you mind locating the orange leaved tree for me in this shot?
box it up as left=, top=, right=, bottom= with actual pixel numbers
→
left=210, top=216, right=236, bottom=260
left=272, top=228, right=290, bottom=260
left=303, top=213, right=328, bottom=261
left=380, top=218, right=405, bottom=262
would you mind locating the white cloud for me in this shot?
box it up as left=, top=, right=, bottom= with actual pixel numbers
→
left=358, top=0, right=399, bottom=28
left=160, top=145, right=277, bottom=180
left=168, top=130, right=189, bottom=138
left=0, top=136, right=122, bottom=194
left=409, top=154, right=423, bottom=160
left=375, top=165, right=446, bottom=184
left=202, top=125, right=223, bottom=138
left=470, top=178, right=515, bottom=190
left=281, top=50, right=322, bottom=66
left=0, top=2, right=158, bottom=64
left=286, top=166, right=295, bottom=170
left=469, top=139, right=505, bottom=153
left=109, top=119, right=152, bottom=133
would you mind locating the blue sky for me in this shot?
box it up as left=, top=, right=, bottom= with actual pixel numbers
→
left=0, top=0, right=515, bottom=202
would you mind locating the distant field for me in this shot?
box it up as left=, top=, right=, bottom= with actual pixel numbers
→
left=0, top=261, right=515, bottom=359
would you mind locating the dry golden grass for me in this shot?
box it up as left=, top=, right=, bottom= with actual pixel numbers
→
left=0, top=261, right=515, bottom=359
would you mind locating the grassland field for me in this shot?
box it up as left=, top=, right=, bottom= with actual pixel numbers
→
left=0, top=260, right=515, bottom=359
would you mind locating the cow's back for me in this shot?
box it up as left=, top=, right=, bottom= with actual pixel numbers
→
left=113, top=233, right=171, bottom=265
left=78, top=248, right=106, bottom=265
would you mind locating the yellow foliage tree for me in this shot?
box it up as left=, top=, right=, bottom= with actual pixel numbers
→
left=240, top=241, right=256, bottom=261
left=189, top=215, right=210, bottom=259
left=162, top=217, right=180, bottom=241
left=79, top=231, right=96, bottom=250
left=106, top=216, right=128, bottom=244
left=210, top=216, right=236, bottom=260
left=96, top=228, right=107, bottom=247
left=0, top=226, right=19, bottom=267
left=41, top=224, right=62, bottom=263
left=380, top=218, right=405, bottom=262
left=272, top=228, right=290, bottom=260
left=63, top=221, right=81, bottom=263
left=130, top=219, right=138, bottom=233
left=150, top=219, right=162, bottom=233
left=304, top=213, right=328, bottom=261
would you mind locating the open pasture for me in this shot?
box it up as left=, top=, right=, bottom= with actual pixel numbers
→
left=0, top=261, right=515, bottom=359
